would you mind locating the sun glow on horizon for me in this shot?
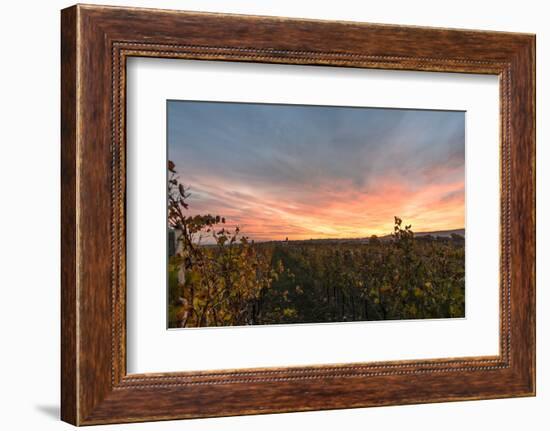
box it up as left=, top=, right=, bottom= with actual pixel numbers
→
left=168, top=101, right=465, bottom=242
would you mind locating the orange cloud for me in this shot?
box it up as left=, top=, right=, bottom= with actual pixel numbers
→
left=184, top=174, right=464, bottom=242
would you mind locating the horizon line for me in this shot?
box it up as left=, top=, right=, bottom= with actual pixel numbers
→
left=170, top=226, right=466, bottom=244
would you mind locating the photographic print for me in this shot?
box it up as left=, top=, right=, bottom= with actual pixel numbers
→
left=167, top=101, right=465, bottom=328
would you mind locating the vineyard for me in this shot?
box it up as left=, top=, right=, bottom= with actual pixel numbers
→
left=167, top=161, right=465, bottom=328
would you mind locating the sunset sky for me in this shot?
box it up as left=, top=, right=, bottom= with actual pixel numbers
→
left=167, top=101, right=465, bottom=242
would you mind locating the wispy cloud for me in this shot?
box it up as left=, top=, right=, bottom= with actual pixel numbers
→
left=168, top=101, right=465, bottom=241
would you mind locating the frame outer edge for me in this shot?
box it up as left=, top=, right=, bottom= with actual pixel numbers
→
left=61, top=5, right=79, bottom=426
left=531, top=34, right=536, bottom=396
left=506, top=35, right=536, bottom=396
left=526, top=35, right=536, bottom=395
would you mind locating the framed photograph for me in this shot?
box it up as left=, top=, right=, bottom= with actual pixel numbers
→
left=61, top=4, right=535, bottom=425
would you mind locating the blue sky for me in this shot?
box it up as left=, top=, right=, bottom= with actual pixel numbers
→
left=168, top=100, right=465, bottom=241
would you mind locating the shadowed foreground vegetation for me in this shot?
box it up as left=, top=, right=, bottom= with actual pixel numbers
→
left=167, top=162, right=465, bottom=328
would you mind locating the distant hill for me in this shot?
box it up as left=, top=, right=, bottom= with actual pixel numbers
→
left=376, top=228, right=465, bottom=242
left=254, top=228, right=465, bottom=246
left=413, top=228, right=465, bottom=238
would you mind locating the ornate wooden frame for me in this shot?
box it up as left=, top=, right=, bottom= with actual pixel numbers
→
left=61, top=4, right=535, bottom=425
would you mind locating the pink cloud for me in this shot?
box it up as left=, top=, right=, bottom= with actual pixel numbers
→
left=182, top=172, right=464, bottom=241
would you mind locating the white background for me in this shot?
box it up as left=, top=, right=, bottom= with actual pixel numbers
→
left=0, top=0, right=547, bottom=430
left=127, top=59, right=500, bottom=373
